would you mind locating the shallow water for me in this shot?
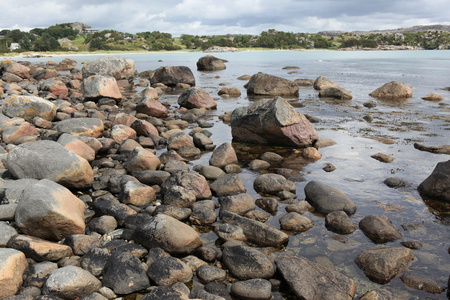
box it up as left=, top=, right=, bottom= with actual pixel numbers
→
left=21, top=50, right=450, bottom=298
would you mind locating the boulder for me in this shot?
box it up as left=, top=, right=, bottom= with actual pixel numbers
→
left=422, top=93, right=444, bottom=101
left=124, top=147, right=161, bottom=172
left=57, top=133, right=96, bottom=162
left=313, top=76, right=340, bottom=90
left=222, top=245, right=274, bottom=280
left=418, top=160, right=450, bottom=203
left=82, top=75, right=122, bottom=100
left=319, top=87, right=352, bottom=100
left=7, top=235, right=73, bottom=261
left=325, top=211, right=356, bottom=234
left=400, top=274, right=444, bottom=294
left=0, top=222, right=17, bottom=246
left=304, top=181, right=356, bottom=215
left=2, top=121, right=39, bottom=144
left=147, top=257, right=193, bottom=286
left=0, top=248, right=28, bottom=298
left=275, top=255, right=355, bottom=300
left=82, top=55, right=135, bottom=79
left=279, top=212, right=314, bottom=232
left=110, top=124, right=137, bottom=144
left=231, top=279, right=272, bottom=300
left=2, top=95, right=56, bottom=121
left=369, top=81, right=413, bottom=99
left=161, top=170, right=212, bottom=200
left=230, top=97, right=318, bottom=147
left=55, top=58, right=77, bottom=71
left=218, top=87, right=241, bottom=97
left=56, top=117, right=104, bottom=137
left=133, top=214, right=202, bottom=254
left=178, top=87, right=217, bottom=109
left=209, top=142, right=238, bottom=168
left=141, top=286, right=189, bottom=300
left=42, top=266, right=102, bottom=299
left=150, top=66, right=195, bottom=87
left=354, top=247, right=415, bottom=284
left=245, top=72, right=299, bottom=96
left=254, top=173, right=295, bottom=195
left=197, top=55, right=227, bottom=71
left=219, top=193, right=255, bottom=215
left=210, top=173, right=246, bottom=197
left=39, top=78, right=69, bottom=96
left=135, top=97, right=168, bottom=118
left=1, top=60, right=30, bottom=79
left=15, top=179, right=86, bottom=241
left=7, top=140, right=94, bottom=189
left=359, top=214, right=403, bottom=243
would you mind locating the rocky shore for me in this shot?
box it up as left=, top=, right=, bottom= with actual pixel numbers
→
left=0, top=55, right=448, bottom=299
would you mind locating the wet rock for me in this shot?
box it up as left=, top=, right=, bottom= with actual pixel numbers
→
left=285, top=200, right=313, bottom=214
left=369, top=81, right=412, bottom=99
left=219, top=193, right=255, bottom=215
left=56, top=117, right=104, bottom=137
left=189, top=200, right=217, bottom=225
left=304, top=181, right=356, bottom=215
left=167, top=132, right=194, bottom=150
left=147, top=256, right=193, bottom=286
left=214, top=223, right=247, bottom=241
left=150, top=66, right=195, bottom=87
left=197, top=55, right=227, bottom=71
left=384, top=177, right=407, bottom=188
left=92, top=194, right=137, bottom=225
left=210, top=173, right=246, bottom=197
left=249, top=159, right=270, bottom=171
left=400, top=274, right=444, bottom=294
left=245, top=72, right=299, bottom=97
left=209, top=142, right=238, bottom=168
left=254, top=173, right=295, bottom=195
left=301, top=147, right=322, bottom=160
left=422, top=93, right=444, bottom=101
left=218, top=87, right=241, bottom=97
left=414, top=142, right=450, bottom=154
left=295, top=78, right=314, bottom=86
left=359, top=214, right=403, bottom=243
left=255, top=197, right=278, bottom=214
left=418, top=159, right=450, bottom=203
left=161, top=170, right=212, bottom=200
left=220, top=211, right=289, bottom=247
left=371, top=152, right=394, bottom=163
left=275, top=254, right=355, bottom=300
left=355, top=247, right=415, bottom=284
left=313, top=76, right=340, bottom=90
left=400, top=240, right=423, bottom=250
left=15, top=179, right=85, bottom=241
left=197, top=165, right=225, bottom=181
left=325, top=211, right=356, bottom=234
left=0, top=248, right=28, bottom=298
left=279, top=212, right=314, bottom=232
left=82, top=55, right=135, bottom=79
left=197, top=265, right=227, bottom=283
left=222, top=245, right=274, bottom=280
left=2, top=95, right=56, bottom=121
left=231, top=97, right=318, bottom=147
left=82, top=75, right=122, bottom=100
left=124, top=147, right=161, bottom=172
left=319, top=87, right=352, bottom=100
left=133, top=213, right=202, bottom=254
left=260, top=151, right=283, bottom=163
left=231, top=278, right=272, bottom=300
left=323, top=163, right=336, bottom=172
left=102, top=251, right=149, bottom=295
left=8, top=235, right=72, bottom=261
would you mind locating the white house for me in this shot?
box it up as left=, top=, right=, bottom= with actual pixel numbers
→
left=10, top=43, right=20, bottom=51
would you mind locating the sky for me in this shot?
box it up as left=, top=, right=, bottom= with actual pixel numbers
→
left=2, top=0, right=449, bottom=36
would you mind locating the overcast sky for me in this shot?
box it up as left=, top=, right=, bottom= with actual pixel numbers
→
left=2, top=0, right=449, bottom=36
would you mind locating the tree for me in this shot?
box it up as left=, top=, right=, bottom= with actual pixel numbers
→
left=89, top=37, right=109, bottom=51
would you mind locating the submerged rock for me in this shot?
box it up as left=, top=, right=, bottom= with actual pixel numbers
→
left=304, top=181, right=356, bottom=215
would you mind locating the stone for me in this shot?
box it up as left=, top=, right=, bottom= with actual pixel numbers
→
left=153, top=205, right=191, bottom=221
left=0, top=222, right=17, bottom=246
left=189, top=200, right=217, bottom=225
left=279, top=212, right=314, bottom=232
left=193, top=132, right=214, bottom=149
left=167, top=132, right=194, bottom=150
left=133, top=214, right=202, bottom=254
left=1, top=60, right=30, bottom=79
left=197, top=55, right=226, bottom=71
left=197, top=265, right=227, bottom=283
left=231, top=279, right=272, bottom=300
left=161, top=170, right=212, bottom=200
left=141, top=286, right=189, bottom=300
left=255, top=197, right=278, bottom=214
left=150, top=66, right=195, bottom=87
left=2, top=122, right=39, bottom=144
left=24, top=261, right=58, bottom=288
left=147, top=257, right=193, bottom=286
left=0, top=248, right=28, bottom=298
left=220, top=211, right=289, bottom=247
left=418, top=160, right=450, bottom=203
left=178, top=87, right=217, bottom=109
left=15, top=179, right=86, bottom=241
left=82, top=75, right=122, bottom=100
left=162, top=185, right=196, bottom=208
left=254, top=173, right=295, bottom=195
left=42, top=266, right=102, bottom=299
left=369, top=81, right=413, bottom=99
left=132, top=170, right=171, bottom=186
left=249, top=159, right=270, bottom=171
left=275, top=255, right=355, bottom=300
left=295, top=78, right=314, bottom=86
left=110, top=124, right=136, bottom=144
left=319, top=87, right=352, bottom=100
left=56, top=117, right=104, bottom=137
left=102, top=251, right=150, bottom=295
left=209, top=142, right=238, bottom=168
left=124, top=147, right=161, bottom=172
left=218, top=87, right=241, bottom=97
left=136, top=97, right=168, bottom=118
left=384, top=177, right=408, bottom=188
left=40, top=78, right=69, bottom=96
left=119, top=181, right=156, bottom=206
left=245, top=72, right=299, bottom=96
left=304, top=181, right=356, bottom=215
left=88, top=216, right=117, bottom=234
left=181, top=255, right=208, bottom=273
left=64, top=234, right=101, bottom=256
left=371, top=152, right=394, bottom=163
left=222, top=245, right=274, bottom=280
left=219, top=193, right=255, bottom=215
left=214, top=223, right=247, bottom=241
left=7, top=235, right=72, bottom=261
left=210, top=173, right=246, bottom=197
left=2, top=95, right=56, bottom=121
left=230, top=97, right=318, bottom=147
left=197, top=165, right=225, bottom=181
left=82, top=55, right=135, bottom=79
left=354, top=247, right=415, bottom=284
left=359, top=214, right=403, bottom=243
left=285, top=200, right=313, bottom=214
left=422, top=93, right=444, bottom=101
left=313, top=76, right=340, bottom=90
left=55, top=58, right=77, bottom=71
left=325, top=211, right=356, bottom=234
left=57, top=133, right=96, bottom=162
left=131, top=119, right=159, bottom=136
left=80, top=247, right=111, bottom=277
left=400, top=274, right=444, bottom=294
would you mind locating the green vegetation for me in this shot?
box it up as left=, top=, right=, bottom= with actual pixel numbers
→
left=1, top=22, right=450, bottom=56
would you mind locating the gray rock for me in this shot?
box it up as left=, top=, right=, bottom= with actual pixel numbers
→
left=279, top=212, right=314, bottom=232
left=355, top=247, right=415, bottom=284
left=319, top=87, right=352, bottom=100
left=197, top=265, right=227, bottom=283
left=325, top=211, right=356, bottom=234
left=193, top=133, right=215, bottom=150
left=7, top=235, right=73, bottom=262
left=254, top=173, right=295, bottom=195
left=163, top=185, right=196, bottom=208
left=275, top=255, right=355, bottom=300
left=359, top=214, right=403, bottom=243
left=82, top=55, right=135, bottom=79
left=245, top=72, right=299, bottom=96
left=255, top=197, right=278, bottom=214
left=153, top=205, right=192, bottom=221
left=197, top=55, right=226, bottom=71
left=313, top=76, right=340, bottom=90
left=214, top=223, right=247, bottom=241
left=56, top=117, right=104, bottom=138
left=161, top=170, right=212, bottom=200
left=164, top=159, right=190, bottom=173
left=0, top=221, right=17, bottom=247
left=220, top=211, right=288, bottom=247
left=197, top=165, right=225, bottom=181
left=219, top=193, right=255, bottom=215
left=102, top=251, right=150, bottom=295
left=231, top=279, right=272, bottom=300
left=42, top=266, right=102, bottom=299
left=88, top=216, right=117, bottom=234
left=0, top=248, right=28, bottom=298
left=210, top=173, right=246, bottom=197
left=7, top=141, right=94, bottom=189
left=2, top=95, right=56, bottom=121
left=369, top=81, right=412, bottom=99
left=147, top=257, right=193, bottom=286
left=418, top=160, right=450, bottom=203
left=24, top=261, right=58, bottom=288
left=400, top=274, right=444, bottom=294
left=230, top=97, right=318, bottom=147
left=304, top=181, right=356, bottom=215
left=248, top=159, right=270, bottom=171
left=285, top=200, right=313, bottom=214
left=80, top=247, right=111, bottom=277
left=141, top=286, right=189, bottom=300
left=64, top=234, right=101, bottom=256
left=222, top=245, right=274, bottom=280
left=189, top=200, right=217, bottom=225
left=0, top=180, right=38, bottom=205
left=132, top=170, right=171, bottom=186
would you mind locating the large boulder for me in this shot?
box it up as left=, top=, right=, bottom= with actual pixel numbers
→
left=304, top=181, right=356, bottom=215
left=15, top=179, right=86, bottom=241
left=82, top=55, right=135, bottom=79
left=150, top=66, right=195, bottom=87
left=197, top=55, right=226, bottom=71
left=369, top=81, right=413, bottom=99
left=0, top=248, right=28, bottom=298
left=275, top=255, right=355, bottom=300
left=2, top=95, right=56, bottom=121
left=222, top=245, right=274, bottom=280
left=0, top=60, right=30, bottom=79
left=230, top=97, right=318, bottom=147
left=418, top=160, right=450, bottom=203
left=313, top=76, right=340, bottom=90
left=7, top=140, right=94, bottom=189
left=178, top=87, right=217, bottom=109
left=245, top=72, right=299, bottom=96
left=82, top=75, right=122, bottom=100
